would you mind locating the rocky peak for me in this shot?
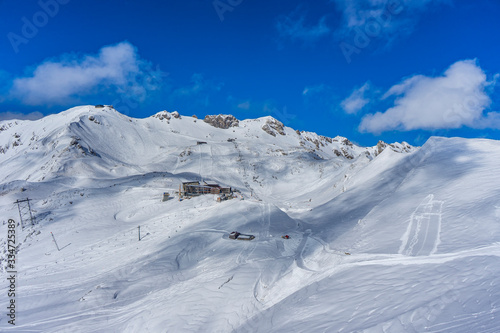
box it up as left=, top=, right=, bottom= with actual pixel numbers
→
left=376, top=140, right=415, bottom=155
left=152, top=111, right=171, bottom=121
left=203, top=114, right=239, bottom=129
left=376, top=140, right=387, bottom=155
left=262, top=118, right=285, bottom=137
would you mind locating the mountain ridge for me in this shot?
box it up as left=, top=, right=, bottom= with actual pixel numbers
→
left=0, top=105, right=414, bottom=184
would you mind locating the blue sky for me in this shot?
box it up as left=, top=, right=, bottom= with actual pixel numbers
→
left=0, top=0, right=499, bottom=146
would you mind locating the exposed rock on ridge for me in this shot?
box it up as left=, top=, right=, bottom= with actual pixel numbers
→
left=204, top=114, right=239, bottom=129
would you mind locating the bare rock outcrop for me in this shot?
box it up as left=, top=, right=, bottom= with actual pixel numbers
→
left=203, top=114, right=239, bottom=129
left=152, top=111, right=171, bottom=121
left=262, top=118, right=285, bottom=137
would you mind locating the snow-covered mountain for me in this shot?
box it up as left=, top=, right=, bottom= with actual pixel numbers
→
left=1, top=105, right=499, bottom=332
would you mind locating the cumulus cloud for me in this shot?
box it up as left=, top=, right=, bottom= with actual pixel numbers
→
left=9, top=41, right=164, bottom=106
left=359, top=59, right=495, bottom=133
left=341, top=82, right=371, bottom=114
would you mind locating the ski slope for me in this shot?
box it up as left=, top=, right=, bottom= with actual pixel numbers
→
left=0, top=106, right=499, bottom=332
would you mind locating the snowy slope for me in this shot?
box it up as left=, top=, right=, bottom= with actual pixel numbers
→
left=0, top=106, right=499, bottom=332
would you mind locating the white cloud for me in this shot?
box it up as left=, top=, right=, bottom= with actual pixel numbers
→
left=276, top=9, right=331, bottom=43
left=9, top=41, right=164, bottom=106
left=359, top=59, right=496, bottom=133
left=0, top=111, right=44, bottom=121
left=341, top=82, right=371, bottom=114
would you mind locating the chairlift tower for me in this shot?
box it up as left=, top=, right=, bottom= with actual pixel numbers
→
left=15, top=198, right=36, bottom=229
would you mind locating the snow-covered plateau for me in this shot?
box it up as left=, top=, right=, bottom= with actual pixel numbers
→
left=1, top=105, right=499, bottom=332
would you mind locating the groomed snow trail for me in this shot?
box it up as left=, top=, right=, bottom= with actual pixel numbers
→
left=400, top=194, right=444, bottom=256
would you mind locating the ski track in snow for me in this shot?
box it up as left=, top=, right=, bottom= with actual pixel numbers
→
left=293, top=230, right=317, bottom=272
left=400, top=194, right=444, bottom=256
